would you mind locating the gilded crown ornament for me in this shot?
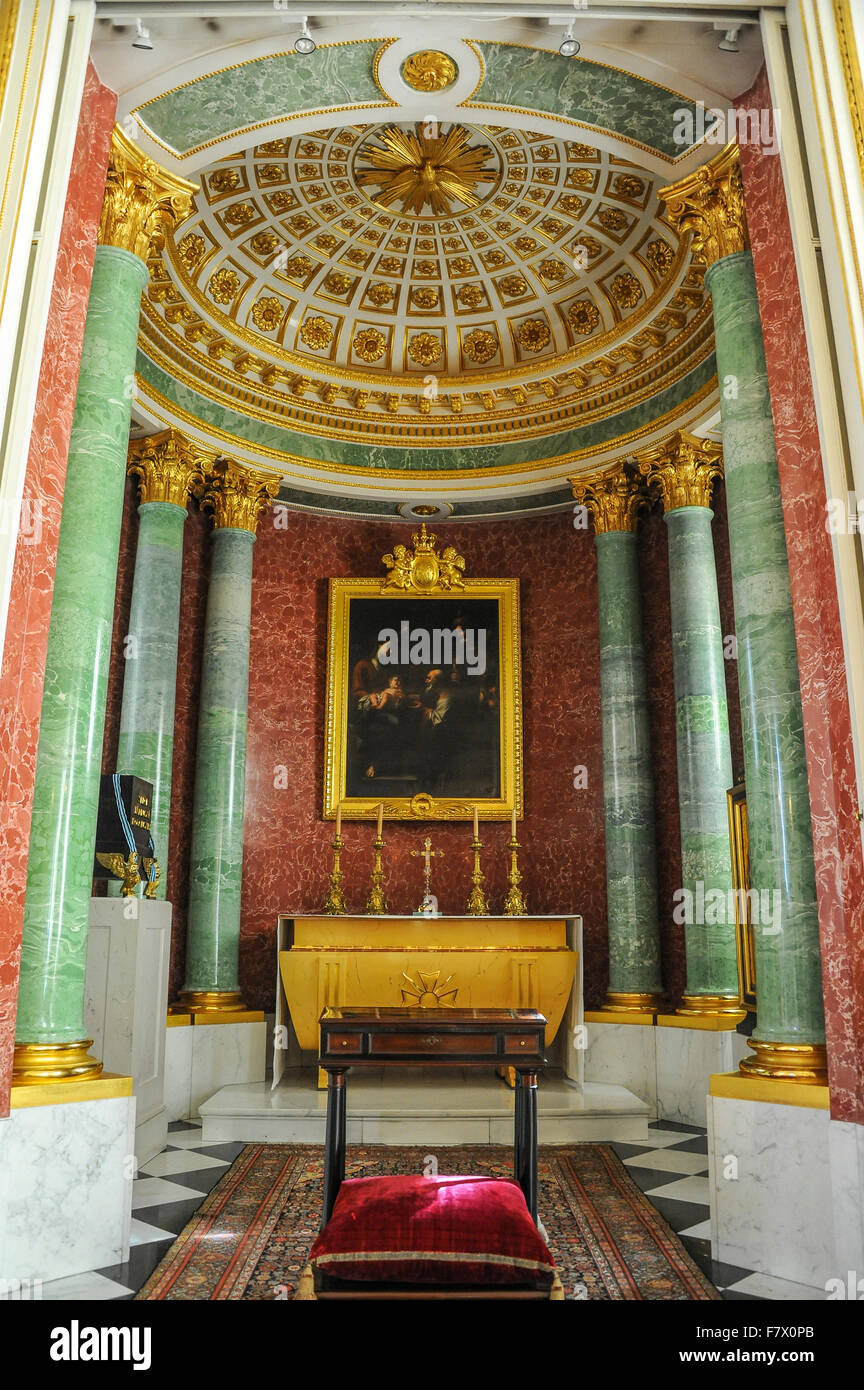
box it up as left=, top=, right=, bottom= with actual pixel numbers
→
left=659, top=143, right=749, bottom=268
left=199, top=458, right=281, bottom=533
left=99, top=125, right=197, bottom=265
left=356, top=123, right=493, bottom=217
left=381, top=523, right=465, bottom=592
left=570, top=461, right=647, bottom=534
left=635, top=430, right=724, bottom=512
left=128, top=429, right=209, bottom=508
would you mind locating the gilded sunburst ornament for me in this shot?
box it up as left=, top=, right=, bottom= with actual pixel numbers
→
left=356, top=124, right=494, bottom=217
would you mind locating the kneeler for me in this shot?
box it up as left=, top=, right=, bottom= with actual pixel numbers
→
left=295, top=1174, right=564, bottom=1301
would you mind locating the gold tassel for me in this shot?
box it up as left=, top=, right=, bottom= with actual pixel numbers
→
left=549, top=1271, right=565, bottom=1301
left=294, top=1263, right=317, bottom=1300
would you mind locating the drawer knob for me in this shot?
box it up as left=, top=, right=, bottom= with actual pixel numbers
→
left=520, top=1040, right=526, bottom=1047
left=340, top=1040, right=349, bottom=1047
left=424, top=1036, right=440, bottom=1047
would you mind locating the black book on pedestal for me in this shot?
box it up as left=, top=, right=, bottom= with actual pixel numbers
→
left=92, top=774, right=155, bottom=893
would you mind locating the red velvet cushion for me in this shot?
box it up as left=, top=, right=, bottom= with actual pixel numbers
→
left=309, top=1175, right=555, bottom=1285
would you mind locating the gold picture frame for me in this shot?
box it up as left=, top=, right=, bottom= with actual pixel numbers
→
left=727, top=781, right=756, bottom=1012
left=323, top=526, right=523, bottom=821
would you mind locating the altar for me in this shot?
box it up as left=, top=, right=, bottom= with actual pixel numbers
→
left=274, top=914, right=583, bottom=1089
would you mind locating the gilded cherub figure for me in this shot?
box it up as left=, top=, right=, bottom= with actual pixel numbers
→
left=382, top=543, right=413, bottom=589
left=438, top=545, right=466, bottom=590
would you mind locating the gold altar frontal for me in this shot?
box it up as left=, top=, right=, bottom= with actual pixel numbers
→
left=279, top=916, right=578, bottom=1087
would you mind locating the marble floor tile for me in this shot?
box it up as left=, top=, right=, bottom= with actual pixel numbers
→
left=130, top=1199, right=210, bottom=1236
left=130, top=1218, right=176, bottom=1246
left=644, top=1195, right=712, bottom=1234
left=723, top=1272, right=827, bottom=1301
left=644, top=1174, right=710, bottom=1204
left=623, top=1148, right=709, bottom=1175
left=678, top=1218, right=712, bottom=1240
left=160, top=1129, right=224, bottom=1149
left=628, top=1127, right=709, bottom=1148
left=167, top=1120, right=202, bottom=1133
left=665, top=1135, right=710, bottom=1154
left=139, top=1149, right=230, bottom=1178
left=36, top=1272, right=135, bottom=1301
left=95, top=1243, right=173, bottom=1292
left=159, top=1167, right=229, bottom=1195
left=131, top=1177, right=208, bottom=1209
left=648, top=1119, right=704, bottom=1135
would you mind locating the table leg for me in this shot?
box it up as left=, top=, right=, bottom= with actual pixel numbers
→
left=322, top=1068, right=347, bottom=1228
left=515, top=1071, right=539, bottom=1224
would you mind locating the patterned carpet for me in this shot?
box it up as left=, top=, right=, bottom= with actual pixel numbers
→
left=137, top=1143, right=720, bottom=1301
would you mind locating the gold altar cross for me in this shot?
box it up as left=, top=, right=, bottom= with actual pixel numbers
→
left=411, top=835, right=443, bottom=914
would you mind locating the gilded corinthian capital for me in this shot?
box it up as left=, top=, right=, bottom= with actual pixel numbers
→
left=635, top=430, right=723, bottom=511
left=570, top=461, right=646, bottom=534
left=200, top=458, right=281, bottom=534
left=128, top=429, right=210, bottom=508
left=98, top=125, right=197, bottom=263
left=659, top=143, right=749, bottom=268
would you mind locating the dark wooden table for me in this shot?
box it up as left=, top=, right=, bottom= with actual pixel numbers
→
left=318, top=1006, right=547, bottom=1229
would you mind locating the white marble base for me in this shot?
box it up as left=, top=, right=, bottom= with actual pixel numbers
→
left=584, top=1020, right=750, bottom=1127
left=85, top=897, right=172, bottom=1165
left=199, top=1069, right=650, bottom=1145
left=0, top=1095, right=135, bottom=1283
left=708, top=1094, right=864, bottom=1289
left=164, top=1021, right=267, bottom=1120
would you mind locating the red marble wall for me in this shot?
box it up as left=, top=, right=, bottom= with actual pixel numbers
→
left=738, top=67, right=864, bottom=1123
left=0, top=65, right=116, bottom=1117
left=102, top=500, right=738, bottom=1018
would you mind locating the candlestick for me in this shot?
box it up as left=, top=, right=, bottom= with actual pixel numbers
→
left=336, top=802, right=342, bottom=837
left=473, top=804, right=479, bottom=838
left=465, top=834, right=489, bottom=916
left=365, top=832, right=388, bottom=915
left=323, top=832, right=347, bottom=914
left=377, top=801, right=384, bottom=837
left=503, top=834, right=527, bottom=916
left=511, top=807, right=517, bottom=839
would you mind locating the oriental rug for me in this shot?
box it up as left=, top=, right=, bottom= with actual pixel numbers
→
left=136, top=1143, right=720, bottom=1301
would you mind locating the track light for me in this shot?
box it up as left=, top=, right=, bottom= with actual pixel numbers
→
left=131, top=16, right=152, bottom=51
left=559, top=23, right=580, bottom=58
left=718, top=27, right=741, bottom=53
left=294, top=17, right=316, bottom=55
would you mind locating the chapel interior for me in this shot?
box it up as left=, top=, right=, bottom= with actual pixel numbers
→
left=1, top=0, right=864, bottom=1308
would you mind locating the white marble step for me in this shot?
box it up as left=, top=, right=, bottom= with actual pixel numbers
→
left=198, top=1069, right=652, bottom=1145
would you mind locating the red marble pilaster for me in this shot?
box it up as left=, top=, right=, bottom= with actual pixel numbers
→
left=738, top=66, right=864, bottom=1123
left=0, top=65, right=116, bottom=1116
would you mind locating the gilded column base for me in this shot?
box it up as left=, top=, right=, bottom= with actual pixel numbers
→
left=174, top=989, right=247, bottom=1015
left=739, top=1039, right=828, bottom=1084
left=12, top=1039, right=103, bottom=1086
left=604, top=991, right=663, bottom=1014
left=678, top=993, right=745, bottom=1018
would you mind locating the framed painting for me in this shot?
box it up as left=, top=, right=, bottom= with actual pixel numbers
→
left=323, top=526, right=522, bottom=821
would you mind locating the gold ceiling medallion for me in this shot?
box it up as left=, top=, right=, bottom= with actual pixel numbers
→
left=660, top=142, right=749, bottom=268
left=381, top=523, right=465, bottom=591
left=356, top=123, right=493, bottom=216
left=401, top=50, right=458, bottom=93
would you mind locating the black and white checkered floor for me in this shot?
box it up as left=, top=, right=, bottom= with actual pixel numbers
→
left=26, top=1119, right=826, bottom=1301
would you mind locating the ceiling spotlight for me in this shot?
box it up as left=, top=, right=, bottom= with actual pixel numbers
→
left=718, top=27, right=741, bottom=53
left=559, top=23, right=580, bottom=59
left=131, top=16, right=152, bottom=51
left=294, top=17, right=316, bottom=55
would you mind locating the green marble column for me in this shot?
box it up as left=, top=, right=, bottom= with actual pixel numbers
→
left=572, top=466, right=663, bottom=1009
left=13, top=129, right=194, bottom=1084
left=112, top=433, right=205, bottom=900
left=637, top=433, right=739, bottom=1014
left=178, top=459, right=278, bottom=1013
left=662, top=146, right=825, bottom=1081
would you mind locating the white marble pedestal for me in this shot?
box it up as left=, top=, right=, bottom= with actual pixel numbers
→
left=0, top=1086, right=135, bottom=1283
left=84, top=897, right=172, bottom=1165
left=165, top=1019, right=267, bottom=1121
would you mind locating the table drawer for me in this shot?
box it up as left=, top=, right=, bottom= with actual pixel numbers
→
left=324, top=1032, right=363, bottom=1054
left=369, top=1032, right=497, bottom=1056
left=503, top=1034, right=541, bottom=1055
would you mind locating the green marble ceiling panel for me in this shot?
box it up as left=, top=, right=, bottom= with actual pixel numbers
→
left=135, top=42, right=389, bottom=155
left=136, top=349, right=716, bottom=472
left=467, top=43, right=714, bottom=159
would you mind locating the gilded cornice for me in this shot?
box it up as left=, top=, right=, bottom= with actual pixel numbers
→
left=128, top=428, right=210, bottom=507
left=634, top=429, right=723, bottom=510
left=659, top=143, right=749, bottom=268
left=98, top=125, right=198, bottom=264
left=570, top=461, right=646, bottom=534
left=200, top=457, right=281, bottom=532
